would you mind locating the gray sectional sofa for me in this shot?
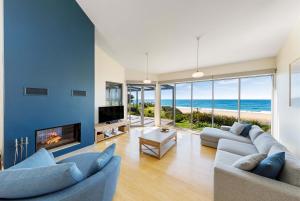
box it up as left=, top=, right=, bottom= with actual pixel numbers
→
left=200, top=125, right=300, bottom=201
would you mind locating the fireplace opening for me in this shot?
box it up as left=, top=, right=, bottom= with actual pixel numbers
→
left=35, top=123, right=81, bottom=151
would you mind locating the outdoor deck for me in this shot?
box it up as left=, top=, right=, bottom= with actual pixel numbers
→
left=129, top=115, right=173, bottom=127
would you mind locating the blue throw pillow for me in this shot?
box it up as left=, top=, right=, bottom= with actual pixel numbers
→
left=240, top=124, right=252, bottom=137
left=9, top=148, right=56, bottom=169
left=96, top=143, right=116, bottom=170
left=252, top=152, right=285, bottom=179
left=0, top=162, right=83, bottom=199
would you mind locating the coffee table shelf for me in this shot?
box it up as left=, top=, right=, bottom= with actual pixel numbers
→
left=139, top=128, right=177, bottom=159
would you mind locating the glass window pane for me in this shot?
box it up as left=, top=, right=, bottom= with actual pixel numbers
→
left=214, top=79, right=238, bottom=127
left=240, top=76, right=272, bottom=131
left=192, top=81, right=213, bottom=130
left=127, top=89, right=131, bottom=121
left=160, top=84, right=175, bottom=126
left=144, top=85, right=155, bottom=126
left=127, top=85, right=142, bottom=126
left=175, top=83, right=192, bottom=129
left=106, top=82, right=122, bottom=106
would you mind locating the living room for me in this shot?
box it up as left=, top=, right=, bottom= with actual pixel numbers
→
left=1, top=0, right=300, bottom=201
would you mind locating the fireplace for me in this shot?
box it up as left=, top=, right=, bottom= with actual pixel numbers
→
left=35, top=123, right=81, bottom=151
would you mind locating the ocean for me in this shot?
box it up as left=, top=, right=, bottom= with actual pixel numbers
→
left=145, top=99, right=271, bottom=113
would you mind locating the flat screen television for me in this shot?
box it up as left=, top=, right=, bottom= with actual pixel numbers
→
left=98, top=106, right=124, bottom=123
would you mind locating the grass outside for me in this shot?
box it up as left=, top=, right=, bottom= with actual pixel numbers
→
left=175, top=121, right=191, bottom=129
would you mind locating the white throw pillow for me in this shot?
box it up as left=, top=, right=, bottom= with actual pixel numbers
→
left=249, top=125, right=264, bottom=142
left=229, top=122, right=246, bottom=135
left=233, top=153, right=267, bottom=171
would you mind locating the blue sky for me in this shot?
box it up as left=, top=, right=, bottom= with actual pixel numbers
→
left=159, top=76, right=272, bottom=100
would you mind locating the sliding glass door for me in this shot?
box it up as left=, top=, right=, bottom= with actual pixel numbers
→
left=127, top=85, right=143, bottom=126
left=127, top=84, right=156, bottom=127
left=160, top=84, right=175, bottom=126
left=143, top=85, right=156, bottom=126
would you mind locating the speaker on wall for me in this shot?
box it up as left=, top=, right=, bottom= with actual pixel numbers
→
left=72, top=90, right=87, bottom=97
left=24, top=87, right=48, bottom=96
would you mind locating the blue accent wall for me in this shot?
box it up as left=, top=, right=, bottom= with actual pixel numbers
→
left=4, top=0, right=95, bottom=167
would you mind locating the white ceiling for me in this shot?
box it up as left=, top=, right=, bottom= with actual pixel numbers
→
left=76, top=0, right=300, bottom=74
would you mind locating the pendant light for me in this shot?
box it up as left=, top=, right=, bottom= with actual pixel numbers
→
left=192, top=36, right=204, bottom=78
left=143, top=52, right=152, bottom=84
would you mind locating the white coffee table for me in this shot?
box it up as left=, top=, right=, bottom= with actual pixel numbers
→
left=139, top=128, right=177, bottom=159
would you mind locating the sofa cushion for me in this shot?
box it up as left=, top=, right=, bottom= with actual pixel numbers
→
left=201, top=140, right=218, bottom=148
left=253, top=133, right=277, bottom=154
left=58, top=152, right=101, bottom=178
left=215, top=150, right=243, bottom=166
left=269, top=143, right=300, bottom=187
left=218, top=139, right=258, bottom=156
left=233, top=153, right=267, bottom=171
left=230, top=122, right=246, bottom=135
left=9, top=148, right=56, bottom=169
left=268, top=143, right=288, bottom=155
left=252, top=152, right=285, bottom=180
left=249, top=125, right=264, bottom=142
left=97, top=143, right=116, bottom=170
left=0, top=162, right=84, bottom=199
left=201, top=127, right=252, bottom=144
left=240, top=124, right=252, bottom=137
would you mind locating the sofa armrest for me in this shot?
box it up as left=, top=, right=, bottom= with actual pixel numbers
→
left=214, top=163, right=300, bottom=201
left=3, top=156, right=121, bottom=201
left=220, top=125, right=231, bottom=131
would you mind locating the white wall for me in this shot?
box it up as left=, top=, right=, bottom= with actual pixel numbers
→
left=275, top=20, right=300, bottom=156
left=125, top=57, right=276, bottom=83
left=0, top=0, right=3, bottom=160
left=95, top=34, right=126, bottom=124
left=158, top=57, right=276, bottom=81
left=125, top=68, right=158, bottom=82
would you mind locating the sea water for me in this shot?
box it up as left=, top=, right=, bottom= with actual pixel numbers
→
left=153, top=99, right=271, bottom=112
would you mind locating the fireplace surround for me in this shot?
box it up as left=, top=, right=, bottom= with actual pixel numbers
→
left=35, top=123, right=81, bottom=151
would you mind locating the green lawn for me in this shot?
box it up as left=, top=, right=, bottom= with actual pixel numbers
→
left=175, top=120, right=191, bottom=129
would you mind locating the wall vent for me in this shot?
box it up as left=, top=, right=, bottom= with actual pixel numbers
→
left=24, top=87, right=48, bottom=96
left=72, top=90, right=87, bottom=97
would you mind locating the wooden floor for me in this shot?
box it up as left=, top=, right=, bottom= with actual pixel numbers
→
left=58, top=127, right=216, bottom=201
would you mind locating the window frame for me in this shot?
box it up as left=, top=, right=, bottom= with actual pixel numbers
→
left=158, top=74, right=274, bottom=132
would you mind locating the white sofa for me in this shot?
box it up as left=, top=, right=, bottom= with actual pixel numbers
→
left=200, top=125, right=300, bottom=201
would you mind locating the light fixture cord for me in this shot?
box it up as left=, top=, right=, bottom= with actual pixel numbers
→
left=146, top=52, right=149, bottom=79
left=196, top=36, right=200, bottom=72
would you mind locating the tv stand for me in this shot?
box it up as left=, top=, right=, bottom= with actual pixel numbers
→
left=94, top=120, right=129, bottom=143
left=105, top=120, right=119, bottom=124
